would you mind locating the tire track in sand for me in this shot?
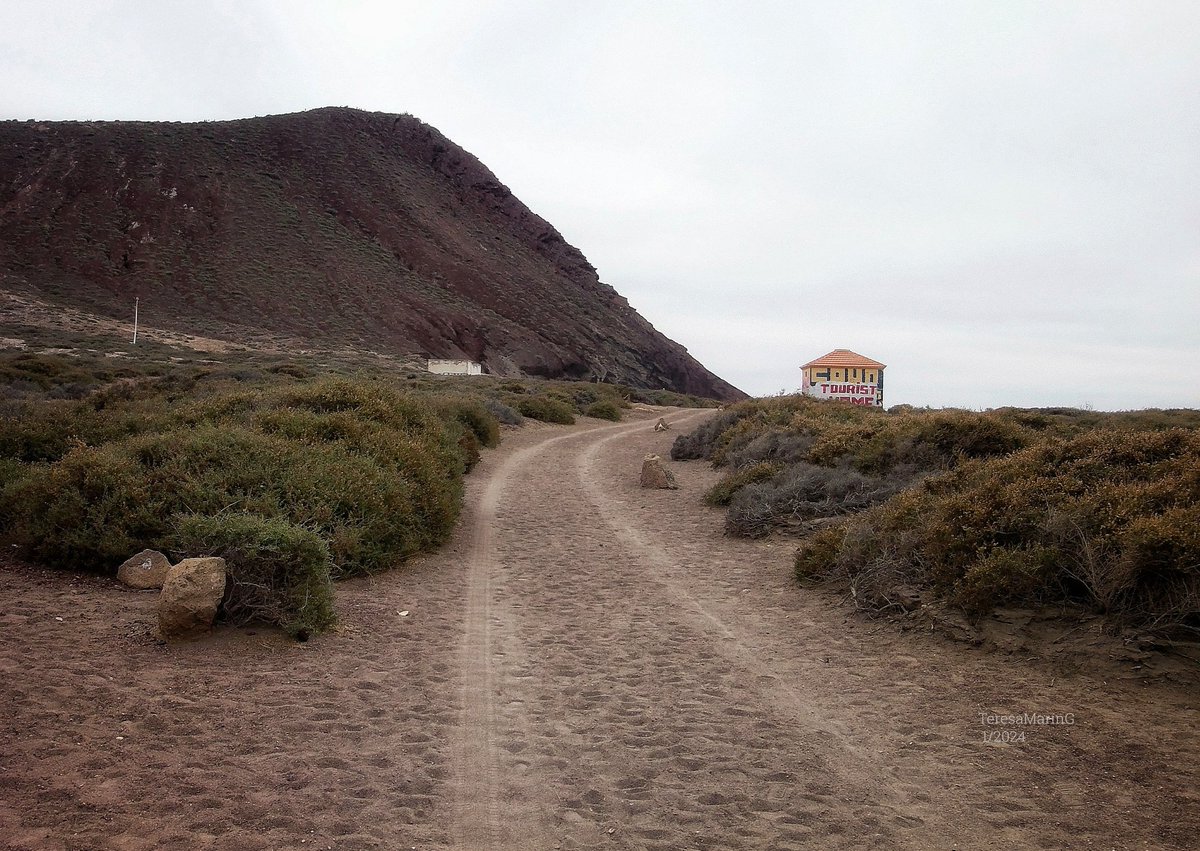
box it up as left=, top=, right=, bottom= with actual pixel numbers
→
left=577, top=426, right=863, bottom=744
left=574, top=420, right=942, bottom=834
left=448, top=415, right=684, bottom=849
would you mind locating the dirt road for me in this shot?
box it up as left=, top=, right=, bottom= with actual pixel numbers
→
left=2, top=408, right=1197, bottom=850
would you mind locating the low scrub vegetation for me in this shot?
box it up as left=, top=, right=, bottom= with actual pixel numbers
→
left=677, top=394, right=1200, bottom=631
left=515, top=395, right=576, bottom=424
left=174, top=513, right=336, bottom=639
left=704, top=461, right=780, bottom=507
left=1, top=325, right=720, bottom=637
left=795, top=428, right=1199, bottom=632
left=483, top=397, right=523, bottom=426
left=1, top=368, right=488, bottom=637
left=725, top=463, right=910, bottom=539
left=585, top=399, right=622, bottom=421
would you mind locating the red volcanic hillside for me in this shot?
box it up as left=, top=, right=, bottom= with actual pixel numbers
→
left=0, top=107, right=743, bottom=400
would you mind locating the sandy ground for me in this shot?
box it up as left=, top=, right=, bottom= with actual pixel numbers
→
left=2, top=406, right=1198, bottom=850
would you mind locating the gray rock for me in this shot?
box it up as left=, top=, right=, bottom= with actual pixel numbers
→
left=158, top=557, right=227, bottom=641
left=116, top=549, right=172, bottom=590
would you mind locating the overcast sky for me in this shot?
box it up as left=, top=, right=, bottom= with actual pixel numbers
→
left=3, top=1, right=1197, bottom=409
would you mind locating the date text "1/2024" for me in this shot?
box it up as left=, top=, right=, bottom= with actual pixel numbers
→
left=982, top=730, right=1026, bottom=743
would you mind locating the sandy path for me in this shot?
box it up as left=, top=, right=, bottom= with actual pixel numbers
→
left=2, top=407, right=1198, bottom=850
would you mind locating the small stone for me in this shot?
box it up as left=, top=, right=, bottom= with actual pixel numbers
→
left=116, top=549, right=173, bottom=590
left=157, top=557, right=227, bottom=641
left=640, top=455, right=678, bottom=489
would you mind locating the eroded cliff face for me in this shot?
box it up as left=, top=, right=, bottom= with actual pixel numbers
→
left=0, top=107, right=744, bottom=400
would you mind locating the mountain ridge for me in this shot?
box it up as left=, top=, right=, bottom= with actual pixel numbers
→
left=0, top=107, right=743, bottom=400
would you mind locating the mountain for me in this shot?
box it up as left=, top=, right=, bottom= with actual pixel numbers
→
left=0, top=107, right=743, bottom=400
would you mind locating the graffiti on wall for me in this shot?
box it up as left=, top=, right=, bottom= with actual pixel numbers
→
left=804, top=383, right=882, bottom=406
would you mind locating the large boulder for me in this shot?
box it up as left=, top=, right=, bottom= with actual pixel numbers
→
left=158, top=557, right=227, bottom=641
left=116, top=549, right=173, bottom=590
left=640, top=454, right=679, bottom=490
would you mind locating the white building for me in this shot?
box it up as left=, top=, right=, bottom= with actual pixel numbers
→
left=427, top=359, right=483, bottom=376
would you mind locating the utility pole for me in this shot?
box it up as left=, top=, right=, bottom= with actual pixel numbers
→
left=132, top=297, right=139, bottom=345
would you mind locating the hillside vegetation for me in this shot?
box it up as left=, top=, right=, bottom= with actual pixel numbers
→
left=675, top=395, right=1200, bottom=632
left=0, top=325, right=714, bottom=637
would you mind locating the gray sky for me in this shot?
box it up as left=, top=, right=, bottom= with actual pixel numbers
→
left=3, top=0, right=1197, bottom=409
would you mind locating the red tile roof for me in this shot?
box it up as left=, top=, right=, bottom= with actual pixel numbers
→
left=801, top=349, right=886, bottom=369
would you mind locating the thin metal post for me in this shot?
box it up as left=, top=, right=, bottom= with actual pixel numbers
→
left=132, top=297, right=139, bottom=345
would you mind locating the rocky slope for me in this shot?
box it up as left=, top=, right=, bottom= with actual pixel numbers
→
left=0, top=108, right=742, bottom=399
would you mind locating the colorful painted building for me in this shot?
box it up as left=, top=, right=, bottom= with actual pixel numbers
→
left=801, top=349, right=886, bottom=407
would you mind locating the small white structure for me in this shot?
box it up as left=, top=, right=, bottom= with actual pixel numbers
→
left=427, top=358, right=483, bottom=376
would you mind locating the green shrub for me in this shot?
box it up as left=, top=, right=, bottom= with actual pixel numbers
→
left=564, top=386, right=601, bottom=408
left=270, top=379, right=446, bottom=435
left=174, top=513, right=336, bottom=639
left=516, top=395, right=575, bottom=424
left=721, top=428, right=817, bottom=470
left=671, top=407, right=753, bottom=461
left=544, top=388, right=577, bottom=410
left=675, top=397, right=1050, bottom=542
left=456, top=429, right=481, bottom=472
left=727, top=462, right=907, bottom=538
left=0, top=456, right=26, bottom=483
left=584, top=400, right=622, bottom=421
left=484, top=397, right=523, bottom=425
left=434, top=395, right=501, bottom=448
left=0, top=458, right=33, bottom=522
left=794, top=429, right=1200, bottom=629
left=914, top=410, right=1030, bottom=462
left=953, top=545, right=1058, bottom=616
left=704, top=462, right=780, bottom=506
left=794, top=524, right=848, bottom=580
left=0, top=353, right=98, bottom=392
left=676, top=396, right=1036, bottom=476
left=670, top=396, right=816, bottom=465
left=1, top=443, right=153, bottom=570
left=624, top=387, right=718, bottom=408
left=268, top=363, right=314, bottom=379
left=0, top=401, right=86, bottom=462
left=2, top=419, right=463, bottom=580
